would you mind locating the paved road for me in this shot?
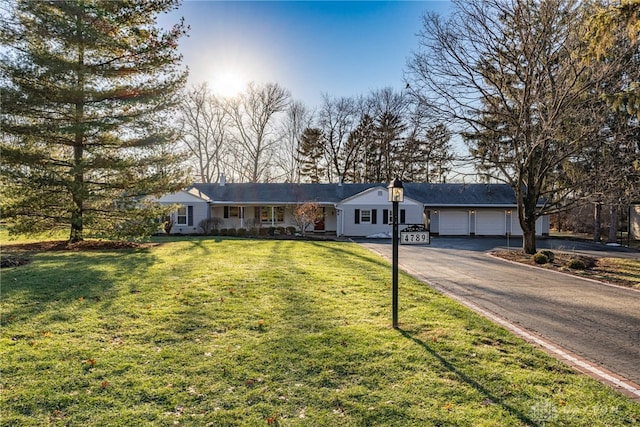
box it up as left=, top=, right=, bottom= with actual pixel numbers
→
left=358, top=237, right=640, bottom=397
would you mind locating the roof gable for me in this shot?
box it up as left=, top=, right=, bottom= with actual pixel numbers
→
left=338, top=186, right=422, bottom=206
left=156, top=190, right=211, bottom=204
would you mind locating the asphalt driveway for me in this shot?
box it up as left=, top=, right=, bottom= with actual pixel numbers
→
left=358, top=237, right=640, bottom=399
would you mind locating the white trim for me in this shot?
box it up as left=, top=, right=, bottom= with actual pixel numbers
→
left=208, top=201, right=336, bottom=206
left=176, top=206, right=188, bottom=225
left=339, top=186, right=422, bottom=206
left=155, top=190, right=209, bottom=204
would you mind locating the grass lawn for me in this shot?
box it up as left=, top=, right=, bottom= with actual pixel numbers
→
left=591, top=257, right=640, bottom=288
left=1, top=237, right=639, bottom=426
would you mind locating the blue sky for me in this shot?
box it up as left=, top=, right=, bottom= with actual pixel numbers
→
left=160, top=1, right=452, bottom=108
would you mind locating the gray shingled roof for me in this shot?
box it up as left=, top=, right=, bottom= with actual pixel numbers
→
left=190, top=182, right=519, bottom=206
left=190, top=183, right=381, bottom=204
left=404, top=183, right=517, bottom=206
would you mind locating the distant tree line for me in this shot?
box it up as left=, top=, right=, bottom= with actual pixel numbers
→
left=177, top=84, right=456, bottom=185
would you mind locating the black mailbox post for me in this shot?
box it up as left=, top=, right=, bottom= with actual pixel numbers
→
left=388, top=177, right=404, bottom=329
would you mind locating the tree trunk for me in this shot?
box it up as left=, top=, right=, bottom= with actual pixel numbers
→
left=70, top=25, right=85, bottom=244
left=520, top=183, right=538, bottom=254
left=608, top=204, right=618, bottom=243
left=521, top=207, right=538, bottom=254
left=69, top=210, right=83, bottom=243
left=594, top=202, right=602, bottom=242
left=523, top=229, right=537, bottom=254
left=70, top=130, right=85, bottom=243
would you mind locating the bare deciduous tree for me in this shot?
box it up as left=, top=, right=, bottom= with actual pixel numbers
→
left=226, top=82, right=290, bottom=182
left=366, top=88, right=409, bottom=182
left=317, top=94, right=359, bottom=183
left=407, top=0, right=623, bottom=253
left=277, top=100, right=313, bottom=183
left=293, top=201, right=320, bottom=236
left=178, top=84, right=230, bottom=183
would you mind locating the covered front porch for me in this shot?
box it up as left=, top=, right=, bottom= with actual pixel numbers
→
left=209, top=204, right=337, bottom=233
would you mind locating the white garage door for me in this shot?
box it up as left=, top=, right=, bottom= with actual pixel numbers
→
left=439, top=210, right=469, bottom=235
left=509, top=216, right=545, bottom=236
left=476, top=210, right=505, bottom=235
left=511, top=217, right=523, bottom=236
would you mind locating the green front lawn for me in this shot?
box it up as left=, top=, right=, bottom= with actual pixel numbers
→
left=1, top=238, right=638, bottom=426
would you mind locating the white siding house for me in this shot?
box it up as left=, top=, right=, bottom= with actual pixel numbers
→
left=336, top=187, right=423, bottom=237
left=155, top=189, right=211, bottom=234
left=155, top=182, right=550, bottom=237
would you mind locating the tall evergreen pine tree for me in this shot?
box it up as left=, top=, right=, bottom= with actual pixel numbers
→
left=296, top=127, right=326, bottom=183
left=1, top=0, right=188, bottom=242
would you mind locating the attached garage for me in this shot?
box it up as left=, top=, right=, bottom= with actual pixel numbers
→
left=476, top=210, right=506, bottom=235
left=439, top=210, right=470, bottom=235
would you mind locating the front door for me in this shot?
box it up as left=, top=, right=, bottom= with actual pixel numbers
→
left=314, top=207, right=325, bottom=231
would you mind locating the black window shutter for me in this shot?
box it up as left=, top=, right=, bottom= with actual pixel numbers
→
left=372, top=209, right=377, bottom=224
left=383, top=209, right=389, bottom=224
left=187, top=206, right=194, bottom=226
left=400, top=209, right=406, bottom=224
left=354, top=209, right=360, bottom=224
left=224, top=206, right=229, bottom=218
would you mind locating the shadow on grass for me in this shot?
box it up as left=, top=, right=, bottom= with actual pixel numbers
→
left=151, top=234, right=224, bottom=245
left=1, top=248, right=158, bottom=325
left=398, top=328, right=539, bottom=427
left=308, top=240, right=391, bottom=269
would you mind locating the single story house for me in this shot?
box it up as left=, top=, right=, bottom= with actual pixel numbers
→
left=156, top=180, right=550, bottom=237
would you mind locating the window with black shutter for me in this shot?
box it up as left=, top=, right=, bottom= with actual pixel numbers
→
left=372, top=209, right=377, bottom=224
left=176, top=206, right=187, bottom=225
left=355, top=209, right=360, bottom=224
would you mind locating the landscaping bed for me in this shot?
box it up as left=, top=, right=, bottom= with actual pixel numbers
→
left=1, top=240, right=157, bottom=269
left=1, top=239, right=155, bottom=252
left=492, top=250, right=640, bottom=289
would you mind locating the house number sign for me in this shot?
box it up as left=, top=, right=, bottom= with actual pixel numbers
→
left=400, top=224, right=430, bottom=245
